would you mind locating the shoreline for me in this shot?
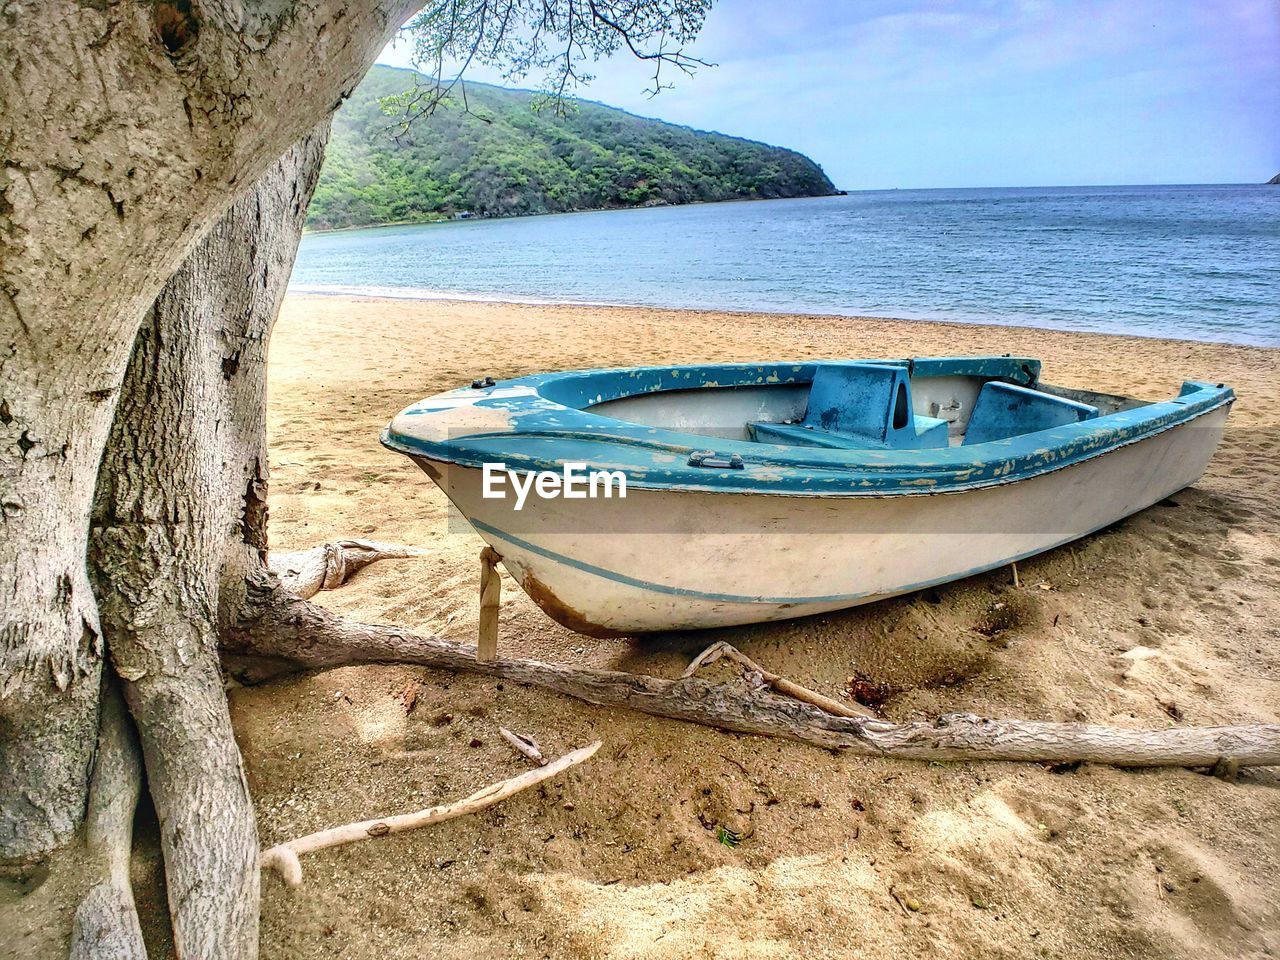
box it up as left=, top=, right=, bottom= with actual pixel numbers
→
left=301, top=191, right=846, bottom=235
left=284, top=290, right=1280, bottom=351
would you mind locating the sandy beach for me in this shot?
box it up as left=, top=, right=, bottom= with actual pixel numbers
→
left=237, top=294, right=1279, bottom=959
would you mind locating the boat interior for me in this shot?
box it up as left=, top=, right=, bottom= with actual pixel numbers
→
left=588, top=360, right=1146, bottom=449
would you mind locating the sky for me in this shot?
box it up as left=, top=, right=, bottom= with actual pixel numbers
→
left=376, top=0, right=1280, bottom=190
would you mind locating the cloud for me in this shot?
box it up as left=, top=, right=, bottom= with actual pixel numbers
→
left=376, top=0, right=1280, bottom=187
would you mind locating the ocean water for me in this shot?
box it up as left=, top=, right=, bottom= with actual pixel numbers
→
left=291, top=184, right=1280, bottom=346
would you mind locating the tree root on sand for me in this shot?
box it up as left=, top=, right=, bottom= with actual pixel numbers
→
left=69, top=679, right=146, bottom=960
left=269, top=540, right=427, bottom=601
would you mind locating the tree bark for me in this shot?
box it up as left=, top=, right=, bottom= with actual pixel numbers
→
left=0, top=0, right=420, bottom=863
left=89, top=123, right=331, bottom=958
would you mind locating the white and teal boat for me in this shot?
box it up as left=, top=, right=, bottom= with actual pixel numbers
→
left=383, top=357, right=1233, bottom=635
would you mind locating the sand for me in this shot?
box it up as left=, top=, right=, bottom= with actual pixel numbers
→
left=70, top=296, right=1280, bottom=959
left=237, top=296, right=1280, bottom=959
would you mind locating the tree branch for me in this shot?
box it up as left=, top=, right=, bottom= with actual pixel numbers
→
left=682, top=639, right=876, bottom=719
left=261, top=740, right=601, bottom=886
left=392, top=0, right=715, bottom=125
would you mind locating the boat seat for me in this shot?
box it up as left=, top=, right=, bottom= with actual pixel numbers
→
left=747, top=362, right=950, bottom=450
left=751, top=416, right=949, bottom=449
left=962, top=381, right=1099, bottom=445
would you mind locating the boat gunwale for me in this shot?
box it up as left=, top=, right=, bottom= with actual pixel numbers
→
left=381, top=358, right=1235, bottom=498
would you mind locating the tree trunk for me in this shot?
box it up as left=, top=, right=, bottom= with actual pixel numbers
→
left=0, top=0, right=419, bottom=863
left=89, top=123, right=331, bottom=957
left=0, top=346, right=111, bottom=858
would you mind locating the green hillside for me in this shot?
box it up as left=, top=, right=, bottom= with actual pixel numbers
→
left=307, top=65, right=838, bottom=229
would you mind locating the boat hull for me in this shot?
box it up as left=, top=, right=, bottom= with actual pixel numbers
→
left=416, top=404, right=1229, bottom=634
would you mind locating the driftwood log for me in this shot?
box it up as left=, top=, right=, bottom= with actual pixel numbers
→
left=261, top=741, right=601, bottom=886
left=229, top=595, right=1280, bottom=769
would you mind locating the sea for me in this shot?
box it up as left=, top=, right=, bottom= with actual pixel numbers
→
left=290, top=184, right=1280, bottom=347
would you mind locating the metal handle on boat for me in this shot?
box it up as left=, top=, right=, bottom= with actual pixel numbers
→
left=471, top=376, right=496, bottom=389
left=688, top=450, right=745, bottom=470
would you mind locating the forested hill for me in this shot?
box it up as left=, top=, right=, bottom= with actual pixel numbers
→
left=306, top=66, right=838, bottom=229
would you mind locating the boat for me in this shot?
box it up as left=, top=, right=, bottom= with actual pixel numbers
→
left=382, top=357, right=1234, bottom=635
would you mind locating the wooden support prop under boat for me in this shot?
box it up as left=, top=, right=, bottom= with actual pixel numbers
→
left=478, top=547, right=501, bottom=662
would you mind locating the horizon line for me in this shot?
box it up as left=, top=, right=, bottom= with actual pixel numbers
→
left=838, top=181, right=1275, bottom=191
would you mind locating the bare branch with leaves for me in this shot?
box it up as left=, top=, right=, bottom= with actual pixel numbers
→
left=384, top=0, right=714, bottom=130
